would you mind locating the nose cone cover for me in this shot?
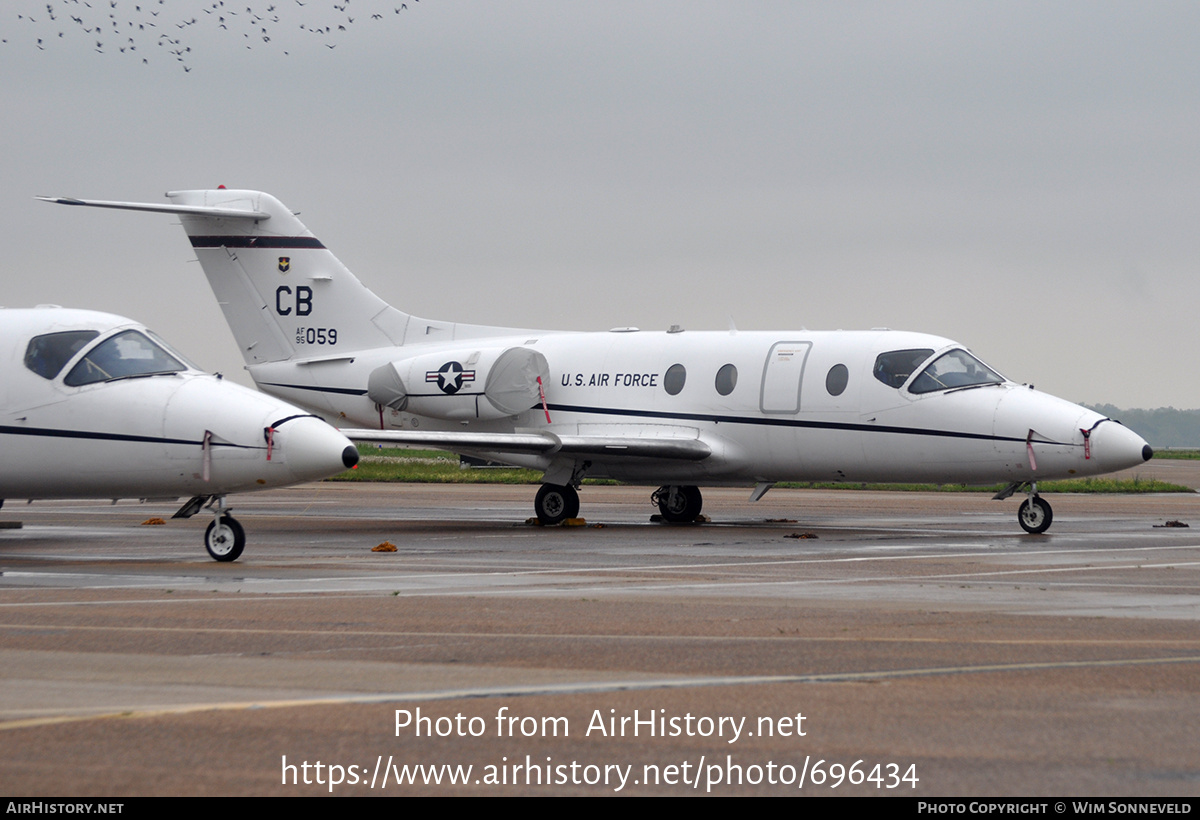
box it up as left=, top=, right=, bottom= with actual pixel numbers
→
left=275, top=416, right=357, bottom=481
left=1088, top=420, right=1153, bottom=473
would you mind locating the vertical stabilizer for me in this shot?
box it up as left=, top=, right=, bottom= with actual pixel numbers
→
left=165, top=190, right=411, bottom=364
left=40, top=188, right=529, bottom=365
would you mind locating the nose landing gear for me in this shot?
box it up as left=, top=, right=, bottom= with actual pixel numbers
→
left=1017, top=494, right=1053, bottom=534
left=175, top=494, right=246, bottom=561
left=996, top=481, right=1053, bottom=534
left=205, top=513, right=246, bottom=561
left=203, top=495, right=245, bottom=561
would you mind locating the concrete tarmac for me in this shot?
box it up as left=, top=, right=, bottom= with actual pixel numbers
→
left=1, top=464, right=1198, bottom=796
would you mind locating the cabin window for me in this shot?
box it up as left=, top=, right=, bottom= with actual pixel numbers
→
left=664, top=363, right=687, bottom=395
left=64, top=330, right=187, bottom=386
left=825, top=364, right=849, bottom=396
left=872, top=348, right=933, bottom=389
left=715, top=363, right=737, bottom=396
left=909, top=349, right=1004, bottom=394
left=24, top=330, right=100, bottom=380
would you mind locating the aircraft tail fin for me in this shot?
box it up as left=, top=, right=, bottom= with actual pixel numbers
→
left=40, top=190, right=413, bottom=365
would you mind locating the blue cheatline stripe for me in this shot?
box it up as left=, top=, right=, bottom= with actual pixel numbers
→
left=0, top=425, right=259, bottom=449
left=261, top=382, right=369, bottom=396
left=189, top=236, right=326, bottom=249
left=255, top=383, right=1072, bottom=446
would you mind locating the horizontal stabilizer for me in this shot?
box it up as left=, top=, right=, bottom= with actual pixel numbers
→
left=36, top=196, right=271, bottom=220
left=343, top=429, right=711, bottom=461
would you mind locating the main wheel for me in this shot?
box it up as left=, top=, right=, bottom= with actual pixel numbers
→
left=657, top=485, right=703, bottom=523
left=1017, top=496, right=1053, bottom=534
left=205, top=515, right=246, bottom=561
left=535, top=484, right=579, bottom=525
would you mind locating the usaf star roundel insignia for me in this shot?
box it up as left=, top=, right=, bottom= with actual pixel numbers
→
left=426, top=361, right=476, bottom=395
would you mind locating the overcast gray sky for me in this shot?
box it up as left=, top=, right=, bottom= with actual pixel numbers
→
left=3, top=1, right=1197, bottom=409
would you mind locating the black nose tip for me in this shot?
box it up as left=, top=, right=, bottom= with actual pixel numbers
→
left=342, top=445, right=360, bottom=469
left=1143, top=444, right=1154, bottom=462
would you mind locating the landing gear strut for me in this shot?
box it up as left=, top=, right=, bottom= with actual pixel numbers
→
left=653, top=485, right=703, bottom=523
left=534, top=484, right=579, bottom=525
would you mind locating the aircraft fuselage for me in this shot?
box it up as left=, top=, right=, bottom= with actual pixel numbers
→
left=247, top=327, right=1148, bottom=487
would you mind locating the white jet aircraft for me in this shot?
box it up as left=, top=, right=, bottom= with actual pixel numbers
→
left=0, top=306, right=359, bottom=561
left=41, top=190, right=1153, bottom=534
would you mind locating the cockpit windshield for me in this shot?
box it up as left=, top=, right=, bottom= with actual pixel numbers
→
left=24, top=330, right=100, bottom=379
left=873, top=349, right=934, bottom=388
left=63, top=330, right=188, bottom=386
left=908, top=349, right=1005, bottom=394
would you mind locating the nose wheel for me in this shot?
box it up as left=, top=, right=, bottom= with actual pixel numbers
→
left=205, top=515, right=246, bottom=561
left=174, top=495, right=248, bottom=561
left=200, top=496, right=245, bottom=561
left=1018, top=496, right=1053, bottom=534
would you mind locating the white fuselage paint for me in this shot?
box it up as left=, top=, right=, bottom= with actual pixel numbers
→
left=248, top=327, right=1147, bottom=487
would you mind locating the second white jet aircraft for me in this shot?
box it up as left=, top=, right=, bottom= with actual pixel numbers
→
left=0, top=306, right=359, bottom=561
left=42, top=189, right=1153, bottom=533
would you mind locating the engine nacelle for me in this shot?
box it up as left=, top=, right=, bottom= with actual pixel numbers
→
left=366, top=346, right=550, bottom=422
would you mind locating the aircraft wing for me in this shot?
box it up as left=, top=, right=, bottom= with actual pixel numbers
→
left=341, top=429, right=712, bottom=461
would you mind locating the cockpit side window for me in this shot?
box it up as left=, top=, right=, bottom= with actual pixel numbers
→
left=24, top=330, right=100, bottom=380
left=909, top=349, right=1005, bottom=394
left=64, top=330, right=187, bottom=386
left=872, top=348, right=933, bottom=389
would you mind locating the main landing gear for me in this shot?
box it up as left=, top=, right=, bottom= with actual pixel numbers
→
left=995, top=481, right=1053, bottom=534
left=175, top=494, right=246, bottom=561
left=533, top=483, right=705, bottom=525
left=534, top=461, right=590, bottom=525
left=534, top=483, right=580, bottom=525
left=652, top=485, right=704, bottom=523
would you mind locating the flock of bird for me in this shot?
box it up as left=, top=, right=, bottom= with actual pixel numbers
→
left=4, top=0, right=419, bottom=71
